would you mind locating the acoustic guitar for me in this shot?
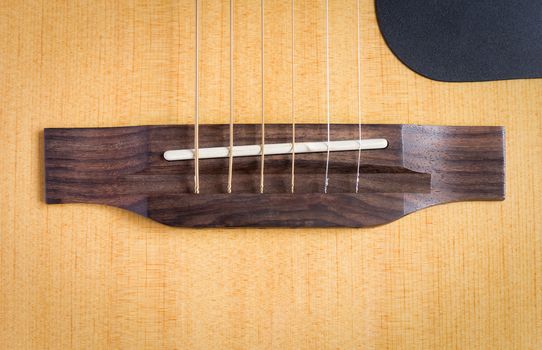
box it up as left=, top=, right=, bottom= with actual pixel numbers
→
left=1, top=0, right=540, bottom=348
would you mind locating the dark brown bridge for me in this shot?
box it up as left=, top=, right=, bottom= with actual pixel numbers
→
left=44, top=124, right=505, bottom=227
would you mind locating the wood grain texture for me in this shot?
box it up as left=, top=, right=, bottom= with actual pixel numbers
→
left=1, top=0, right=541, bottom=348
left=44, top=124, right=505, bottom=227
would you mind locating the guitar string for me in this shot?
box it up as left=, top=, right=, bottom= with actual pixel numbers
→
left=291, top=0, right=296, bottom=194
left=260, top=0, right=265, bottom=194
left=355, top=0, right=362, bottom=193
left=324, top=0, right=331, bottom=194
left=196, top=0, right=349, bottom=196
left=227, top=0, right=234, bottom=193
left=194, top=0, right=200, bottom=194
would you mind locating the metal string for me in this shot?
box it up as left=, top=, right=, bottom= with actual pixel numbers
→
left=260, top=0, right=265, bottom=194
left=355, top=0, right=362, bottom=193
left=324, top=0, right=331, bottom=194
left=227, top=0, right=234, bottom=193
left=290, top=0, right=296, bottom=194
left=194, top=0, right=200, bottom=194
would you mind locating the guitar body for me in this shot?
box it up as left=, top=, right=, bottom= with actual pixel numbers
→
left=1, top=0, right=540, bottom=348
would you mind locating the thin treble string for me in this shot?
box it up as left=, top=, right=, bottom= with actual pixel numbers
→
left=290, top=0, right=295, bottom=194
left=227, top=0, right=234, bottom=193
left=324, top=0, right=330, bottom=194
left=260, top=0, right=265, bottom=194
left=194, top=0, right=200, bottom=194
left=355, top=0, right=362, bottom=193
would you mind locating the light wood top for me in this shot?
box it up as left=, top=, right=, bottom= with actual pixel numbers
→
left=1, top=0, right=540, bottom=348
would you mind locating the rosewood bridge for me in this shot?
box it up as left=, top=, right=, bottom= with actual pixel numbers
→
left=44, top=123, right=505, bottom=227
